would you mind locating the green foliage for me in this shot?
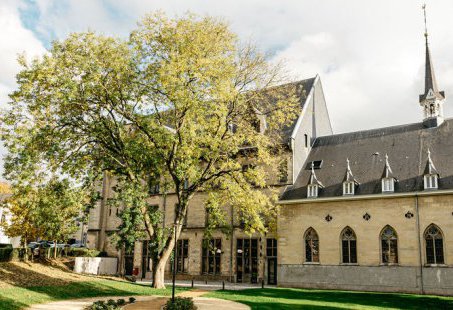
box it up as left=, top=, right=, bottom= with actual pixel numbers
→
left=67, top=248, right=102, bottom=257
left=86, top=298, right=133, bottom=310
left=164, top=297, right=196, bottom=310
left=1, top=11, right=299, bottom=283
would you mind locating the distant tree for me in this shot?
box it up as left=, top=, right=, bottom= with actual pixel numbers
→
left=0, top=179, right=90, bottom=259
left=1, top=12, right=299, bottom=286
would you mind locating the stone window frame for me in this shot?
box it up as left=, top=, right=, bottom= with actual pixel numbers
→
left=304, top=227, right=320, bottom=264
left=201, top=238, right=222, bottom=275
left=340, top=226, right=358, bottom=265
left=380, top=225, right=399, bottom=265
left=423, top=223, right=446, bottom=266
left=342, top=181, right=355, bottom=196
left=424, top=174, right=438, bottom=190
left=307, top=184, right=318, bottom=198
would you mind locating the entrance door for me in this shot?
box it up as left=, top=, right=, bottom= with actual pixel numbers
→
left=266, top=238, right=277, bottom=285
left=142, top=241, right=152, bottom=279
left=267, top=258, right=277, bottom=285
left=236, top=238, right=258, bottom=283
left=124, top=248, right=134, bottom=276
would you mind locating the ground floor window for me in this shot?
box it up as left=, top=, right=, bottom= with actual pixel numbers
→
left=176, top=239, right=189, bottom=273
left=236, top=238, right=258, bottom=283
left=304, top=227, right=319, bottom=263
left=425, top=224, right=444, bottom=264
left=202, top=239, right=221, bottom=275
left=381, top=226, right=398, bottom=264
left=341, top=227, right=357, bottom=264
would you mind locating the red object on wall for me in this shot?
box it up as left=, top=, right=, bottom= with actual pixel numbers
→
left=133, top=267, right=139, bottom=276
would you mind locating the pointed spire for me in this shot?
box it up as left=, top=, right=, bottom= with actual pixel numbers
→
left=308, top=162, right=324, bottom=187
left=343, top=158, right=359, bottom=184
left=382, top=154, right=396, bottom=179
left=420, top=4, right=445, bottom=103
left=424, top=148, right=439, bottom=175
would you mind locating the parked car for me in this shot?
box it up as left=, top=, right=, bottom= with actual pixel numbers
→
left=27, top=242, right=40, bottom=249
left=70, top=242, right=85, bottom=248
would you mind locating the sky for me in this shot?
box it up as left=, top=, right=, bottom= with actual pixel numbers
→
left=1, top=0, right=453, bottom=135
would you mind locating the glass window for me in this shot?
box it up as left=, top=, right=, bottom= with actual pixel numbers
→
left=202, top=239, right=221, bottom=275
left=381, top=226, right=398, bottom=264
left=307, top=184, right=318, bottom=198
left=343, top=182, right=354, bottom=195
left=425, top=224, right=444, bottom=264
left=382, top=178, right=394, bottom=192
left=266, top=238, right=277, bottom=257
left=424, top=174, right=438, bottom=190
left=305, top=228, right=319, bottom=263
left=341, top=227, right=357, bottom=264
left=176, top=239, right=189, bottom=273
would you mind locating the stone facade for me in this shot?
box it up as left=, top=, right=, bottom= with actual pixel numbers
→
left=278, top=193, right=453, bottom=295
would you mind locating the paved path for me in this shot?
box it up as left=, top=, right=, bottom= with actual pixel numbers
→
left=27, top=287, right=251, bottom=310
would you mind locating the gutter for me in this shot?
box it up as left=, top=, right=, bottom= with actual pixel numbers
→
left=278, top=188, right=453, bottom=205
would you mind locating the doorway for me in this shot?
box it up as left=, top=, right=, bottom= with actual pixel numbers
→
left=266, top=238, right=277, bottom=285
left=236, top=238, right=258, bottom=283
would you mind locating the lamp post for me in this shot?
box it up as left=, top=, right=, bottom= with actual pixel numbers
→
left=171, top=222, right=178, bottom=303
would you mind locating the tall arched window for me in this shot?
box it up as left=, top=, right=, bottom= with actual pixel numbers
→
left=381, top=226, right=398, bottom=264
left=304, top=228, right=319, bottom=263
left=425, top=224, right=444, bottom=264
left=341, top=227, right=357, bottom=264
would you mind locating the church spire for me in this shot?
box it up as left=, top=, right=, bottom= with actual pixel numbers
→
left=419, top=4, right=445, bottom=127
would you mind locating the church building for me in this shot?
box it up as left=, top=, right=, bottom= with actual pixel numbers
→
left=86, top=22, right=453, bottom=295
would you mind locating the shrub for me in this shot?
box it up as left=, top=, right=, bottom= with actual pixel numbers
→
left=68, top=248, right=101, bottom=257
left=164, top=297, right=197, bottom=310
left=86, top=297, right=134, bottom=310
left=0, top=244, right=13, bottom=262
left=128, top=297, right=136, bottom=303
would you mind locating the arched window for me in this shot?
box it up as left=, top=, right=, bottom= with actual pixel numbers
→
left=381, top=226, right=398, bottom=264
left=304, top=228, right=319, bottom=263
left=425, top=224, right=444, bottom=264
left=341, top=227, right=357, bottom=264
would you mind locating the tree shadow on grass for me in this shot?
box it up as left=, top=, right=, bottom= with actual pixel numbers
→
left=0, top=296, right=28, bottom=310
left=212, top=288, right=453, bottom=310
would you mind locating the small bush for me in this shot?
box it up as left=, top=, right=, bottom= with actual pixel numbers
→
left=164, top=297, right=197, bottom=310
left=86, top=297, right=134, bottom=310
left=68, top=248, right=101, bottom=257
left=0, top=244, right=13, bottom=262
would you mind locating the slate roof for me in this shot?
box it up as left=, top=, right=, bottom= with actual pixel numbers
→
left=281, top=118, right=453, bottom=200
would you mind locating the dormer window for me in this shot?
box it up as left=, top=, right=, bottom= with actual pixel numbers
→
left=307, top=184, right=318, bottom=198
left=343, top=181, right=355, bottom=195
left=381, top=154, right=396, bottom=193
left=424, top=174, right=438, bottom=190
left=307, top=162, right=323, bottom=198
left=382, top=177, right=395, bottom=193
left=342, top=158, right=358, bottom=196
left=424, top=149, right=439, bottom=190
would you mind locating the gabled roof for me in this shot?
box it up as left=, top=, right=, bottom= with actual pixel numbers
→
left=424, top=149, right=439, bottom=175
left=343, top=158, right=359, bottom=184
left=281, top=118, right=453, bottom=200
left=308, top=162, right=324, bottom=187
left=381, top=154, right=396, bottom=180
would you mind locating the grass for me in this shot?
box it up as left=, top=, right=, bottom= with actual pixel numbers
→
left=0, top=279, right=188, bottom=310
left=0, top=261, right=189, bottom=310
left=206, top=287, right=453, bottom=310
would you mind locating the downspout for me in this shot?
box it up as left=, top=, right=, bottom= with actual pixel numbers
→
left=415, top=195, right=424, bottom=294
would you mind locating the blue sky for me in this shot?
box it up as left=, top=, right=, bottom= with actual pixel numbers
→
left=2, top=0, right=453, bottom=134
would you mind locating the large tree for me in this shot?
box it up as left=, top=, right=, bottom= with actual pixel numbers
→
left=2, top=13, right=299, bottom=287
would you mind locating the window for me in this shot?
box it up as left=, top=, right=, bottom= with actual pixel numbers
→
left=381, top=226, right=398, bottom=264
left=176, top=239, right=189, bottom=273
left=343, top=181, right=355, bottom=195
left=148, top=177, right=160, bottom=195
left=341, top=227, right=357, bottom=264
left=0, top=214, right=5, bottom=224
left=174, top=204, right=187, bottom=227
left=304, top=134, right=308, bottom=148
left=307, top=184, right=318, bottom=198
left=305, top=160, right=323, bottom=170
left=202, top=239, right=222, bottom=275
left=228, top=123, right=238, bottom=133
left=382, top=178, right=394, bottom=193
left=304, top=228, right=319, bottom=263
left=424, top=174, right=438, bottom=190
left=266, top=238, right=277, bottom=257
left=278, top=159, right=288, bottom=183
left=425, top=224, right=444, bottom=264
left=183, top=178, right=189, bottom=190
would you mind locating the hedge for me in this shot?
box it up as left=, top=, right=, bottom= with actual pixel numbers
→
left=0, top=244, right=13, bottom=262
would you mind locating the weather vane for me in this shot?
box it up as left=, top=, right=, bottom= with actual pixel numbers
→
left=422, top=3, right=428, bottom=39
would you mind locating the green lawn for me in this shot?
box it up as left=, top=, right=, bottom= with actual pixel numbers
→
left=206, top=288, right=453, bottom=310
left=0, top=279, right=187, bottom=310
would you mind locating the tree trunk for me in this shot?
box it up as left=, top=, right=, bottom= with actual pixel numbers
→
left=54, top=239, right=57, bottom=259
left=152, top=223, right=182, bottom=288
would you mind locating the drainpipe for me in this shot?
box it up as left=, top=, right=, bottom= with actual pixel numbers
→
left=415, top=195, right=424, bottom=294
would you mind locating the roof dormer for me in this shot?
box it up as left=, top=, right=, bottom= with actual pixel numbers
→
left=343, top=158, right=359, bottom=195
left=424, top=149, right=439, bottom=190
left=382, top=154, right=397, bottom=193
left=307, top=162, right=324, bottom=198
